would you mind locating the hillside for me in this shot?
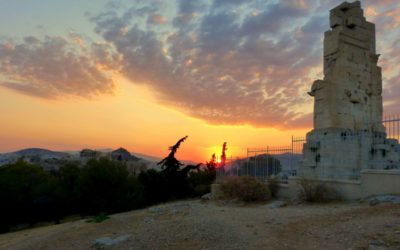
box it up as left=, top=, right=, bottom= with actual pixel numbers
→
left=0, top=199, right=399, bottom=250
left=0, top=148, right=155, bottom=168
left=13, top=148, right=70, bottom=158
left=0, top=148, right=72, bottom=166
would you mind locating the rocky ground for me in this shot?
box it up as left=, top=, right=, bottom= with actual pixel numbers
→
left=0, top=198, right=399, bottom=250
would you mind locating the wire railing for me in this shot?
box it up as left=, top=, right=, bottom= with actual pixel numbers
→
left=382, top=114, right=400, bottom=141
left=216, top=115, right=400, bottom=183
left=216, top=138, right=306, bottom=183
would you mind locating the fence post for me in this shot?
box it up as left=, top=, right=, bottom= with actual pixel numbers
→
left=246, top=148, right=249, bottom=176
left=291, top=136, right=294, bottom=176
left=267, top=146, right=270, bottom=178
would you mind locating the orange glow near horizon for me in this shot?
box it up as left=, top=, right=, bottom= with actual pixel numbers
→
left=1, top=1, right=399, bottom=164
left=0, top=75, right=310, bottom=162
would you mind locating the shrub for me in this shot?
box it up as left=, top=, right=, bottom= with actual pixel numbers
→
left=267, top=176, right=280, bottom=198
left=298, top=178, right=338, bottom=202
left=220, top=176, right=271, bottom=202
left=188, top=170, right=216, bottom=196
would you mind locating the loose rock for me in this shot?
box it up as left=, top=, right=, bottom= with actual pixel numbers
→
left=266, top=201, right=288, bottom=209
left=91, top=234, right=131, bottom=249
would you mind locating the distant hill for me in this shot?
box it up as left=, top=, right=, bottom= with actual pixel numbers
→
left=0, top=148, right=71, bottom=167
left=13, top=148, right=70, bottom=158
left=132, top=152, right=161, bottom=163
left=0, top=147, right=201, bottom=169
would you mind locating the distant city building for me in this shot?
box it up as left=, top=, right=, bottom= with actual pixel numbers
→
left=80, top=149, right=101, bottom=159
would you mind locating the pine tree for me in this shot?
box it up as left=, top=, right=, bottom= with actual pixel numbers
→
left=158, top=136, right=188, bottom=174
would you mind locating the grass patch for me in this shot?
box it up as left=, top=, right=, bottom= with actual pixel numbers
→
left=85, top=213, right=110, bottom=223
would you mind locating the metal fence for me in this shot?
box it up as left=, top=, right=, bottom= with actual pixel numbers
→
left=216, top=115, right=400, bottom=183
left=216, top=137, right=306, bottom=183
left=382, top=115, right=400, bottom=141
left=292, top=136, right=306, bottom=154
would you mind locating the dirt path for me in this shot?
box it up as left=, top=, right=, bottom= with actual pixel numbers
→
left=0, top=200, right=399, bottom=249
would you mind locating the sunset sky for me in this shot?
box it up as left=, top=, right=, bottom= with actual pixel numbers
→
left=0, top=0, right=399, bottom=162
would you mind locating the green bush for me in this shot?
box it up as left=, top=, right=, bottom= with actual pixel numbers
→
left=220, top=176, right=271, bottom=202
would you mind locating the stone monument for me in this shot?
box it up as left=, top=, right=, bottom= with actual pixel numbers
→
left=301, top=1, right=399, bottom=179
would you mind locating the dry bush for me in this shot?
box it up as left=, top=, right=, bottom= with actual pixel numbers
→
left=298, top=178, right=339, bottom=202
left=220, top=176, right=271, bottom=202
left=267, top=176, right=280, bottom=198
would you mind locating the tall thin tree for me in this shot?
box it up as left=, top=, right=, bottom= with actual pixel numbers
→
left=220, top=142, right=227, bottom=168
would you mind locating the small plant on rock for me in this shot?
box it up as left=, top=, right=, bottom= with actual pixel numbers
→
left=86, top=213, right=110, bottom=223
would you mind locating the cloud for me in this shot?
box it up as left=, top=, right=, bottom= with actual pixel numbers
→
left=0, top=35, right=116, bottom=99
left=90, top=0, right=327, bottom=128
left=382, top=37, right=400, bottom=112
left=213, top=0, right=247, bottom=8
left=366, top=1, right=400, bottom=116
left=240, top=2, right=309, bottom=36
left=3, top=0, right=399, bottom=129
left=147, top=14, right=168, bottom=25
left=177, top=0, right=204, bottom=14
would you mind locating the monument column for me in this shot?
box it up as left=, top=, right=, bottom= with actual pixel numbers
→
left=301, top=1, right=399, bottom=180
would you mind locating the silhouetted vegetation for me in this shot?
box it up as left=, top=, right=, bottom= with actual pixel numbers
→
left=158, top=136, right=188, bottom=174
left=220, top=142, right=227, bottom=168
left=138, top=169, right=169, bottom=204
left=0, top=161, right=58, bottom=232
left=78, top=158, right=138, bottom=215
left=188, top=165, right=216, bottom=196
left=0, top=136, right=216, bottom=233
left=205, top=154, right=217, bottom=171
